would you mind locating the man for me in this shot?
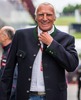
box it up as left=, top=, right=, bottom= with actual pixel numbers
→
left=0, top=26, right=15, bottom=72
left=1, top=3, right=79, bottom=100
left=0, top=26, right=17, bottom=100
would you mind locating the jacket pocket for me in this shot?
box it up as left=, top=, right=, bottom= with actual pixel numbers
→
left=16, top=50, right=26, bottom=59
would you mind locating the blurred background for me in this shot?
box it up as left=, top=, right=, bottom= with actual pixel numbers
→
left=0, top=0, right=81, bottom=100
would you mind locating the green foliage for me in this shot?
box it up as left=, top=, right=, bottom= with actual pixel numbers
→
left=54, top=16, right=81, bottom=39
left=62, top=4, right=81, bottom=15
left=70, top=33, right=81, bottom=39
left=63, top=4, right=75, bottom=14
left=75, top=4, right=81, bottom=9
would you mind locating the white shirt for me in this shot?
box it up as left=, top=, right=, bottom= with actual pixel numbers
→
left=30, top=25, right=54, bottom=92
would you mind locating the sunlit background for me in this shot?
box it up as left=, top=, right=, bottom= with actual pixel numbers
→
left=0, top=0, right=81, bottom=29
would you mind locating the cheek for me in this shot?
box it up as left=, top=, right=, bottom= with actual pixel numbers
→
left=0, top=36, right=1, bottom=39
left=50, top=19, right=55, bottom=24
left=0, top=38, right=2, bottom=42
left=36, top=17, right=42, bottom=21
left=36, top=20, right=41, bottom=25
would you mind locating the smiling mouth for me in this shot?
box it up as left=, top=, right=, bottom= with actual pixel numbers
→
left=42, top=22, right=49, bottom=25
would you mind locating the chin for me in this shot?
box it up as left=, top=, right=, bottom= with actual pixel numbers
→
left=40, top=27, right=50, bottom=31
left=42, top=28, right=51, bottom=32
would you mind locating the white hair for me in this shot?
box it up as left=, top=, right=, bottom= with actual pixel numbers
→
left=35, top=2, right=55, bottom=16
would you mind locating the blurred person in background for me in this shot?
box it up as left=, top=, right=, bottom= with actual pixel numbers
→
left=1, top=2, right=79, bottom=100
left=0, top=26, right=18, bottom=100
left=0, top=75, right=6, bottom=100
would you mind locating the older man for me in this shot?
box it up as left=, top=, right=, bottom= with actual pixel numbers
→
left=0, top=26, right=17, bottom=100
left=1, top=3, right=79, bottom=100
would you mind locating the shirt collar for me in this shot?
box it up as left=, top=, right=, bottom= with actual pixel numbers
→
left=38, top=25, right=54, bottom=35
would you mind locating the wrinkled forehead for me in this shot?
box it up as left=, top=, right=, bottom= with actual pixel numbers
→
left=35, top=3, right=55, bottom=15
left=0, top=28, right=4, bottom=34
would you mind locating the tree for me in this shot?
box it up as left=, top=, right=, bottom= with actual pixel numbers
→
left=63, top=4, right=81, bottom=15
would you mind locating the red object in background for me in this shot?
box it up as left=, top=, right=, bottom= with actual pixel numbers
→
left=21, top=0, right=35, bottom=21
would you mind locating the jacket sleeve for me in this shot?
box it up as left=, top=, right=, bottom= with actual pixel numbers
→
left=46, top=36, right=79, bottom=72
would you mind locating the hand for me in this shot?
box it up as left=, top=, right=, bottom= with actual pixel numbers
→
left=38, top=32, right=53, bottom=45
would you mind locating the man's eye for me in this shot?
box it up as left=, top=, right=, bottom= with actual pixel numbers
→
left=38, top=14, right=44, bottom=17
left=47, top=14, right=52, bottom=16
left=37, top=14, right=53, bottom=17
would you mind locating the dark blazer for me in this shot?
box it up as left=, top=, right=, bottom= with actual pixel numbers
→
left=0, top=81, right=7, bottom=100
left=1, top=26, right=79, bottom=100
left=0, top=44, right=18, bottom=100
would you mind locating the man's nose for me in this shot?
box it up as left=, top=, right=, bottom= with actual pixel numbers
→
left=43, top=14, right=47, bottom=20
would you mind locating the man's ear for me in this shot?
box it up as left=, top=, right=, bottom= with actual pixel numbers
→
left=3, top=33, right=8, bottom=40
left=54, top=16, right=56, bottom=21
left=35, top=16, right=37, bottom=22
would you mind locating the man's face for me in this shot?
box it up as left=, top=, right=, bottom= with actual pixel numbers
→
left=0, top=30, right=4, bottom=44
left=0, top=30, right=7, bottom=44
left=35, top=4, right=56, bottom=32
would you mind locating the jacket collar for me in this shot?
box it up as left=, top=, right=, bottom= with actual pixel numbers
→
left=33, top=25, right=56, bottom=40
